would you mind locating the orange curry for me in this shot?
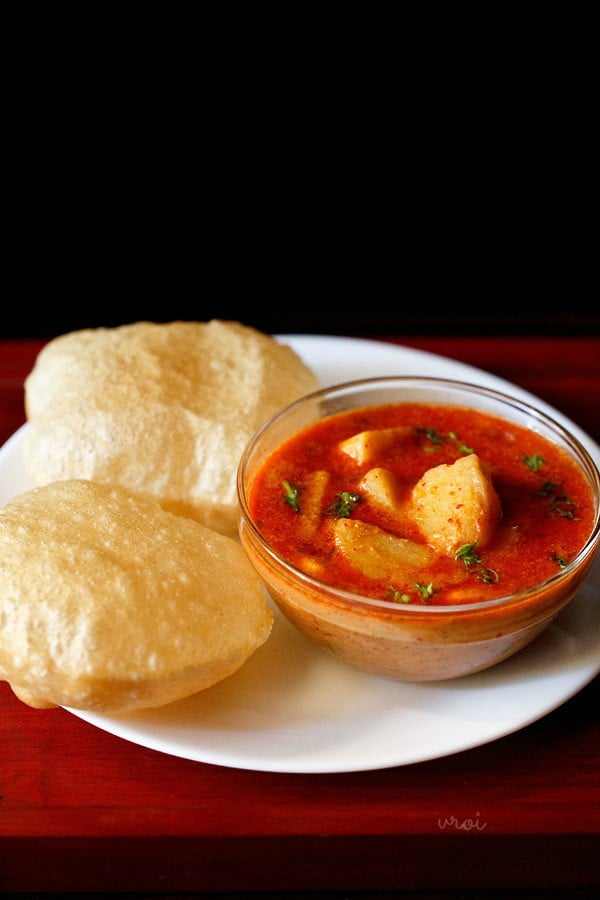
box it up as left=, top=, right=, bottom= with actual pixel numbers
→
left=248, top=403, right=596, bottom=606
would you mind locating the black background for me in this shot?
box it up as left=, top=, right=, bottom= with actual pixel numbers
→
left=6, top=5, right=597, bottom=339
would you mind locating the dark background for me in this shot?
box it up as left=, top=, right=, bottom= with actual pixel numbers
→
left=6, top=5, right=597, bottom=340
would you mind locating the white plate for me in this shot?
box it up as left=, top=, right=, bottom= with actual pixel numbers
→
left=1, top=335, right=599, bottom=774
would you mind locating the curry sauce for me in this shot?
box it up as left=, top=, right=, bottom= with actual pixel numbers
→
left=248, top=403, right=596, bottom=606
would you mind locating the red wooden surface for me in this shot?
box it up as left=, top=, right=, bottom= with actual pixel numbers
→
left=1, top=336, right=599, bottom=894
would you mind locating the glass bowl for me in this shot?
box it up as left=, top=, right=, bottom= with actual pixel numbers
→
left=237, top=377, right=600, bottom=681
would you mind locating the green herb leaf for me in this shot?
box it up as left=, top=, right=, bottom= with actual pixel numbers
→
left=417, top=426, right=444, bottom=448
left=282, top=480, right=301, bottom=513
left=479, top=567, right=499, bottom=584
left=448, top=431, right=474, bottom=454
left=416, top=426, right=473, bottom=455
left=455, top=543, right=500, bottom=585
left=324, top=491, right=361, bottom=518
left=415, top=582, right=434, bottom=601
left=523, top=453, right=545, bottom=472
left=387, top=585, right=411, bottom=603
left=536, top=483, right=579, bottom=519
left=536, top=481, right=556, bottom=497
left=551, top=551, right=569, bottom=569
left=454, top=543, right=483, bottom=567
left=549, top=494, right=577, bottom=519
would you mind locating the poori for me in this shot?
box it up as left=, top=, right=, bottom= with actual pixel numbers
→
left=23, top=319, right=320, bottom=536
left=0, top=479, right=274, bottom=712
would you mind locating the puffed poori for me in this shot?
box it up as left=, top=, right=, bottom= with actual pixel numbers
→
left=23, top=319, right=320, bottom=536
left=0, top=479, right=274, bottom=712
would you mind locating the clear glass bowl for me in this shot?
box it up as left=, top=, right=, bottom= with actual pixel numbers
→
left=237, top=377, right=600, bottom=681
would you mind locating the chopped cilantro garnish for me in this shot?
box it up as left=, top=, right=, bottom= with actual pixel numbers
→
left=416, top=582, right=434, bottom=601
left=323, top=491, right=361, bottom=518
left=454, top=543, right=483, bottom=567
left=455, top=543, right=499, bottom=585
left=282, top=480, right=301, bottom=513
left=536, top=483, right=578, bottom=519
left=387, top=585, right=411, bottom=603
left=448, top=431, right=474, bottom=454
left=417, top=427, right=472, bottom=455
left=523, top=453, right=545, bottom=472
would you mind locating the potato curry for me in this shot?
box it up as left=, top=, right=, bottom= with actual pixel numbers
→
left=247, top=403, right=596, bottom=606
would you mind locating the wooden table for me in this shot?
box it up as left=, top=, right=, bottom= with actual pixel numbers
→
left=1, top=334, right=599, bottom=896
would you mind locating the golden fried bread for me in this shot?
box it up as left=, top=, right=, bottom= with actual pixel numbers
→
left=0, top=479, right=274, bottom=712
left=23, top=320, right=319, bottom=536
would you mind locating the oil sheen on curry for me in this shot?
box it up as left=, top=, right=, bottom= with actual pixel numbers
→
left=248, top=402, right=596, bottom=606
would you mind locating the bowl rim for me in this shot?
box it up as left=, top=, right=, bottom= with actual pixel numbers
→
left=237, top=375, right=600, bottom=615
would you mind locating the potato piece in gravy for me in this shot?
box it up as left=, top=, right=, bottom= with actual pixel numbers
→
left=408, top=453, right=501, bottom=556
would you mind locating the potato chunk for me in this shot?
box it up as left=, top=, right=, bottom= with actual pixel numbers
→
left=297, top=470, right=331, bottom=539
left=333, top=518, right=436, bottom=580
left=339, top=426, right=412, bottom=465
left=358, top=467, right=403, bottom=518
left=408, top=453, right=501, bottom=555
